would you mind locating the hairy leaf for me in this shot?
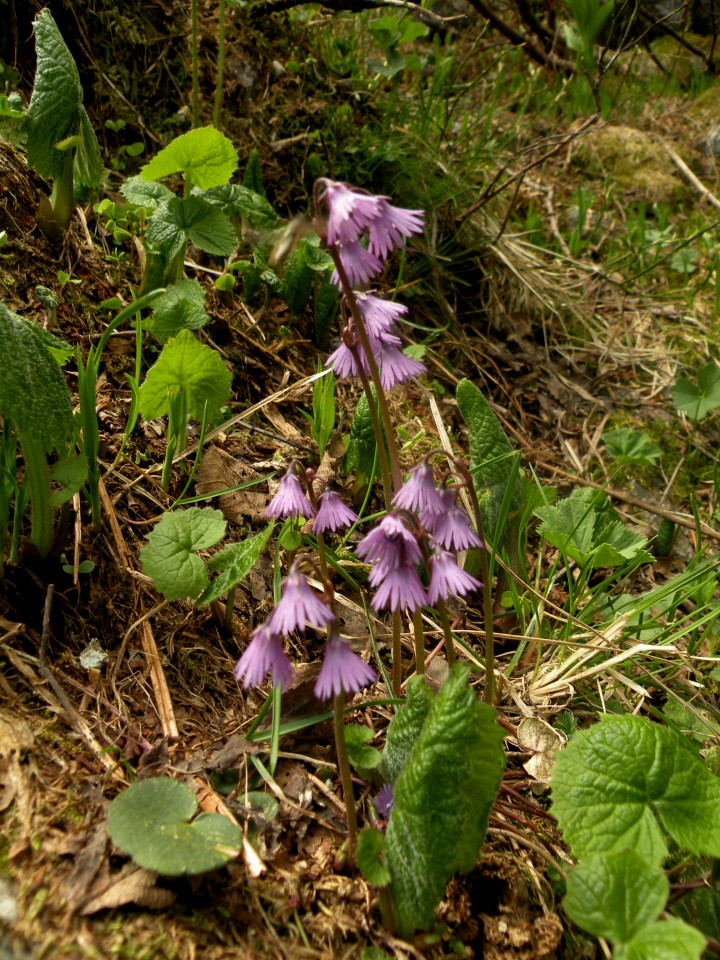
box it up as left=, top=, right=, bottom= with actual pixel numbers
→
left=0, top=303, right=73, bottom=452
left=146, top=197, right=237, bottom=260
left=120, top=176, right=173, bottom=211
left=25, top=9, right=101, bottom=187
left=551, top=714, right=720, bottom=865
left=140, top=507, right=226, bottom=601
left=140, top=126, right=238, bottom=189
left=139, top=329, right=232, bottom=424
left=385, top=666, right=506, bottom=938
left=381, top=675, right=434, bottom=785
left=107, top=777, right=242, bottom=876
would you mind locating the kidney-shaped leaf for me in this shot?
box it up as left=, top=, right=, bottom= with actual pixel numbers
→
left=551, top=714, right=720, bottom=866
left=107, top=777, right=242, bottom=876
left=140, top=507, right=226, bottom=601
left=564, top=850, right=668, bottom=943
left=140, top=126, right=238, bottom=190
left=617, top=918, right=706, bottom=960
left=139, top=329, right=232, bottom=424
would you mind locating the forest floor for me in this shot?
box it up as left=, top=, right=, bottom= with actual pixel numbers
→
left=3, top=2, right=720, bottom=958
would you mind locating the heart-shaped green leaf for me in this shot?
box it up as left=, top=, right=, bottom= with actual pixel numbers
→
left=141, top=507, right=226, bottom=601
left=107, top=777, right=242, bottom=876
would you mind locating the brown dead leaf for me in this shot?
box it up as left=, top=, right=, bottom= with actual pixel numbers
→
left=516, top=718, right=566, bottom=782
left=0, top=709, right=34, bottom=756
left=59, top=823, right=108, bottom=911
left=195, top=445, right=267, bottom=524
left=79, top=864, right=175, bottom=915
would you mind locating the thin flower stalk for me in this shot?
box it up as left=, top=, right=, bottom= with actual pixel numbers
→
left=334, top=692, right=358, bottom=861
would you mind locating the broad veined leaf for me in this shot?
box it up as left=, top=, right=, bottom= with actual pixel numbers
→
left=145, top=279, right=209, bottom=344
left=139, top=329, right=232, bottom=424
left=200, top=183, right=278, bottom=229
left=24, top=9, right=101, bottom=187
left=551, top=714, right=720, bottom=866
left=146, top=197, right=237, bottom=259
left=107, top=777, right=242, bottom=876
left=616, top=918, right=706, bottom=960
left=196, top=523, right=275, bottom=605
left=564, top=850, right=668, bottom=943
left=456, top=378, right=522, bottom=545
left=140, top=507, right=226, bottom=601
left=120, top=175, right=173, bottom=211
left=0, top=303, right=73, bottom=452
left=535, top=487, right=652, bottom=569
left=140, top=126, right=238, bottom=189
left=384, top=666, right=506, bottom=938
left=671, top=362, right=720, bottom=422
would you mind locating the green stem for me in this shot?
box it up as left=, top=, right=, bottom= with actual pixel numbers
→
left=191, top=0, right=200, bottom=127
left=436, top=599, right=456, bottom=668
left=354, top=359, right=393, bottom=511
left=333, top=693, right=358, bottom=862
left=392, top=608, right=403, bottom=697
left=224, top=584, right=236, bottom=631
left=94, top=289, right=166, bottom=371
left=50, top=148, right=75, bottom=232
left=411, top=607, right=426, bottom=677
left=213, top=0, right=226, bottom=128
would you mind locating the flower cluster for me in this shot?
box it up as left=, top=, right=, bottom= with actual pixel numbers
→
left=234, top=466, right=373, bottom=700
left=355, top=461, right=482, bottom=614
left=316, top=180, right=427, bottom=390
left=316, top=180, right=424, bottom=288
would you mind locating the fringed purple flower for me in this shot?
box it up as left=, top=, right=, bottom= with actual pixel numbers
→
left=317, top=181, right=382, bottom=247
left=266, top=467, right=315, bottom=520
left=234, top=624, right=293, bottom=690
left=313, top=490, right=358, bottom=534
left=268, top=562, right=336, bottom=635
left=356, top=293, right=409, bottom=338
left=355, top=512, right=421, bottom=570
left=373, top=565, right=427, bottom=613
left=315, top=630, right=377, bottom=700
left=332, top=241, right=383, bottom=288
left=374, top=783, right=394, bottom=818
left=375, top=344, right=426, bottom=389
left=427, top=547, right=482, bottom=605
left=425, top=495, right=483, bottom=551
left=368, top=203, right=425, bottom=260
left=393, top=461, right=445, bottom=518
left=317, top=179, right=424, bottom=260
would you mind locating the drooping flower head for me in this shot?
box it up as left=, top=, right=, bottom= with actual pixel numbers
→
left=422, top=488, right=483, bottom=551
left=266, top=463, right=315, bottom=520
left=427, top=546, right=482, bottom=606
left=355, top=512, right=422, bottom=571
left=313, top=489, right=359, bottom=535
left=314, top=629, right=377, bottom=701
left=372, top=564, right=427, bottom=613
left=393, top=461, right=446, bottom=518
left=268, top=561, right=337, bottom=635
left=374, top=783, right=394, bottom=818
left=356, top=292, right=408, bottom=338
left=316, top=179, right=424, bottom=259
left=234, top=623, right=293, bottom=690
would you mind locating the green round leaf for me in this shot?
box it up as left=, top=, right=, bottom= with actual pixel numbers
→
left=107, top=778, right=242, bottom=876
left=140, top=507, right=226, bottom=601
left=140, top=126, right=238, bottom=190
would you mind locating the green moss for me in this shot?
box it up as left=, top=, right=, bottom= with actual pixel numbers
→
left=572, top=126, right=689, bottom=204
